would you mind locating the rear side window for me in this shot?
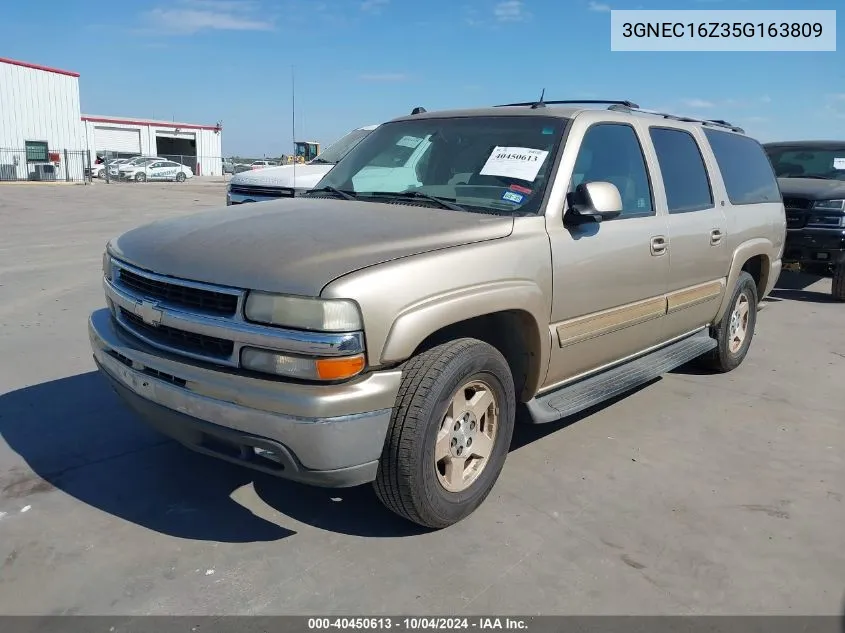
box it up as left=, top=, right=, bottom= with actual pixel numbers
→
left=649, top=127, right=713, bottom=214
left=704, top=129, right=781, bottom=205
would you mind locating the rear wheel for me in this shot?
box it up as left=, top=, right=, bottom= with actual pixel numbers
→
left=832, top=261, right=845, bottom=301
left=374, top=338, right=516, bottom=529
left=698, top=271, right=759, bottom=373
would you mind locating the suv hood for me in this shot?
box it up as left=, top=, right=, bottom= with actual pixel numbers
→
left=778, top=177, right=845, bottom=200
left=108, top=198, right=514, bottom=296
left=230, top=164, right=333, bottom=189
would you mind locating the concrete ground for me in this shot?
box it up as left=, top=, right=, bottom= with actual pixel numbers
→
left=0, top=182, right=843, bottom=616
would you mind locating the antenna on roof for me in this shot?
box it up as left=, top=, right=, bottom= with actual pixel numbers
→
left=532, top=88, right=546, bottom=109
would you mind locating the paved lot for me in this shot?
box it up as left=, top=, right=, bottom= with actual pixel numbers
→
left=0, top=182, right=843, bottom=616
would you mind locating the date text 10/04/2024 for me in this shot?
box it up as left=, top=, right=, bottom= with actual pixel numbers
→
left=307, top=617, right=530, bottom=630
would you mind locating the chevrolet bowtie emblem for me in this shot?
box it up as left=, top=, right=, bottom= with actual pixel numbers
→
left=134, top=300, right=163, bottom=327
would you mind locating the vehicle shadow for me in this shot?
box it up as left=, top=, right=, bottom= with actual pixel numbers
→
left=0, top=370, right=653, bottom=540
left=767, top=269, right=840, bottom=304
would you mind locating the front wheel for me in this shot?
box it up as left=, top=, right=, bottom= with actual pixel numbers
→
left=135, top=172, right=146, bottom=182
left=698, top=271, right=759, bottom=373
left=175, top=172, right=186, bottom=182
left=373, top=338, right=516, bottom=529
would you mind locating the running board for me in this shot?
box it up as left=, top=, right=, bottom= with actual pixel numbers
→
left=525, top=330, right=717, bottom=424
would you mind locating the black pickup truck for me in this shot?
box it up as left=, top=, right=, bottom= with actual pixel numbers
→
left=764, top=140, right=845, bottom=301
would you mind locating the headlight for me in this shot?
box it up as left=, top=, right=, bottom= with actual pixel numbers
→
left=813, top=199, right=845, bottom=211
left=244, top=292, right=363, bottom=332
left=241, top=348, right=365, bottom=381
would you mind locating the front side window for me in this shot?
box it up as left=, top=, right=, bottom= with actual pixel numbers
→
left=649, top=127, right=713, bottom=214
left=570, top=123, right=654, bottom=218
left=312, top=116, right=568, bottom=216
left=764, top=144, right=845, bottom=182
left=310, top=128, right=374, bottom=165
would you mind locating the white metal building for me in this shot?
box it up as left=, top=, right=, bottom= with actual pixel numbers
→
left=0, top=56, right=84, bottom=180
left=0, top=56, right=224, bottom=180
left=82, top=115, right=223, bottom=177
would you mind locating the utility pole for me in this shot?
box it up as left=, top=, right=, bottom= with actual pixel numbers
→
left=291, top=64, right=297, bottom=180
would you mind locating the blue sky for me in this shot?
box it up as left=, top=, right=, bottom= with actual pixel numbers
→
left=1, top=0, right=843, bottom=156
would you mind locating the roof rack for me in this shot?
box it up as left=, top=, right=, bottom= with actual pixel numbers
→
left=607, top=104, right=745, bottom=133
left=495, top=98, right=640, bottom=110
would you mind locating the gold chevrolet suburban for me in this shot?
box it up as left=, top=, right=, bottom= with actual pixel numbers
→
left=89, top=98, right=786, bottom=528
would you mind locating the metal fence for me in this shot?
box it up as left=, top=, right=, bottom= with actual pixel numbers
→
left=0, top=148, right=286, bottom=184
left=0, top=148, right=91, bottom=183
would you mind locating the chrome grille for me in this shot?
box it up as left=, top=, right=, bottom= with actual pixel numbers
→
left=120, top=308, right=235, bottom=359
left=786, top=211, right=807, bottom=229
left=115, top=263, right=239, bottom=317
left=104, top=256, right=365, bottom=370
left=782, top=197, right=812, bottom=210
left=229, top=184, right=295, bottom=198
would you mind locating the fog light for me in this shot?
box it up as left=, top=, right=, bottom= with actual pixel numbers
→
left=241, top=348, right=365, bottom=381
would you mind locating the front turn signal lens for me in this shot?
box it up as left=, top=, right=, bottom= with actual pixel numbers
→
left=315, top=355, right=366, bottom=380
left=241, top=347, right=366, bottom=381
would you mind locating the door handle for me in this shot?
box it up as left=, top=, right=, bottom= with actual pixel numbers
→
left=650, top=235, right=668, bottom=256
left=710, top=229, right=723, bottom=245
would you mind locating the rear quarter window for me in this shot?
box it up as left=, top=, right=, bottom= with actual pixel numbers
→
left=703, top=129, right=781, bottom=205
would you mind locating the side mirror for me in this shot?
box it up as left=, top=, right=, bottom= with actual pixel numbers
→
left=564, top=181, right=623, bottom=226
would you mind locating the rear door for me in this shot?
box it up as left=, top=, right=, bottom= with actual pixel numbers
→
left=648, top=126, right=730, bottom=337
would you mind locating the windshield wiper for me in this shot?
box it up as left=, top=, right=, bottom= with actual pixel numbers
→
left=309, top=158, right=335, bottom=165
left=367, top=190, right=468, bottom=212
left=304, top=186, right=357, bottom=200
left=798, top=175, right=834, bottom=180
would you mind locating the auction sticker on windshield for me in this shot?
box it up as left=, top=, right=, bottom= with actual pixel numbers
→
left=480, top=147, right=549, bottom=182
left=833, top=158, right=845, bottom=170
left=397, top=135, right=423, bottom=148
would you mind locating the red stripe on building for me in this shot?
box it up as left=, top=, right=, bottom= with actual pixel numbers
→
left=81, top=116, right=221, bottom=131
left=0, top=56, right=80, bottom=78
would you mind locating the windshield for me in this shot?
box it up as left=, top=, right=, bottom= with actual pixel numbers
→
left=311, top=116, right=567, bottom=215
left=765, top=145, right=845, bottom=180
left=310, top=127, right=375, bottom=165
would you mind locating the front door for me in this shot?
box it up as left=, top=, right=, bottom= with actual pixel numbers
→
left=543, top=121, right=670, bottom=390
left=647, top=126, right=730, bottom=337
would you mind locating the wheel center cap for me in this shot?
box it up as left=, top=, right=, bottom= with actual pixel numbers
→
left=449, top=412, right=477, bottom=457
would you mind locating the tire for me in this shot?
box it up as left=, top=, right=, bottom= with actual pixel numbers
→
left=698, top=271, right=759, bottom=373
left=135, top=172, right=146, bottom=182
left=373, top=338, right=516, bottom=529
left=175, top=172, right=186, bottom=183
left=832, top=261, right=845, bottom=301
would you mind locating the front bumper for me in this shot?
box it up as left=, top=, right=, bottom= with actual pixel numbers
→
left=89, top=308, right=402, bottom=487
left=783, top=228, right=845, bottom=265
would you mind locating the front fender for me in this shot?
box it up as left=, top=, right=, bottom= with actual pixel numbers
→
left=381, top=279, right=549, bottom=363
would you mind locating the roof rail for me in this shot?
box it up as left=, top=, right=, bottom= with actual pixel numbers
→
left=607, top=104, right=744, bottom=133
left=495, top=99, right=640, bottom=109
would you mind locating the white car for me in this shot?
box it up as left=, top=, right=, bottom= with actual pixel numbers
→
left=121, top=160, right=194, bottom=182
left=227, top=124, right=379, bottom=205
left=92, top=158, right=129, bottom=178
left=111, top=156, right=162, bottom=178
